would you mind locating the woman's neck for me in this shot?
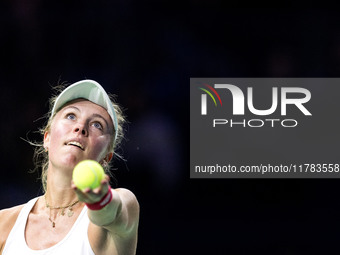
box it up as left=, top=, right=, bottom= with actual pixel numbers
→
left=44, top=165, right=78, bottom=206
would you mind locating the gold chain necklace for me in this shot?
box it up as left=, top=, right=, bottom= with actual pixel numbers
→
left=44, top=195, right=79, bottom=228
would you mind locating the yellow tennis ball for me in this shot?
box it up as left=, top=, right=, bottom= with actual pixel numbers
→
left=72, top=160, right=105, bottom=190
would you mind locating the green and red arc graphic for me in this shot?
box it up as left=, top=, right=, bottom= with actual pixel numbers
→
left=199, top=84, right=222, bottom=106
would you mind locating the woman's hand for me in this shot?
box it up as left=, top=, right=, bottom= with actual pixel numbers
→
left=71, top=174, right=110, bottom=204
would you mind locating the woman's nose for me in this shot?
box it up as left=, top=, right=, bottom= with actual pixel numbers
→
left=73, top=123, right=87, bottom=136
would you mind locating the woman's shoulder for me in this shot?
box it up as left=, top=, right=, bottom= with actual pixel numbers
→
left=0, top=204, right=25, bottom=219
left=114, top=188, right=139, bottom=209
left=0, top=204, right=25, bottom=214
left=0, top=204, right=25, bottom=241
left=0, top=204, right=25, bottom=227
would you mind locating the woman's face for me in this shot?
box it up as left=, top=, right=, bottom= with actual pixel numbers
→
left=44, top=99, right=114, bottom=171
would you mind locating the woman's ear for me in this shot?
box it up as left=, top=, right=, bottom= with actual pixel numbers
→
left=105, top=152, right=113, bottom=163
left=44, top=132, right=50, bottom=151
left=101, top=152, right=113, bottom=166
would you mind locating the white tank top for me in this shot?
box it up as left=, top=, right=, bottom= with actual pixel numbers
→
left=3, top=197, right=95, bottom=255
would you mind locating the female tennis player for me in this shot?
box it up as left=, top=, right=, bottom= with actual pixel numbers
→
left=0, top=80, right=139, bottom=255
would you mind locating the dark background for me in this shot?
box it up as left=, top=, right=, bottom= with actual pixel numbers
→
left=1, top=3, right=340, bottom=255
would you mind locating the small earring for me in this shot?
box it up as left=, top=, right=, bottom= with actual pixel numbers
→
left=102, top=161, right=108, bottom=168
left=44, top=147, right=48, bottom=152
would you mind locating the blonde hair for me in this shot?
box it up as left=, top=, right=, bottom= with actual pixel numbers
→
left=31, top=84, right=126, bottom=192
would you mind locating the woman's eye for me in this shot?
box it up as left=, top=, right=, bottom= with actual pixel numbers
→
left=92, top=122, right=103, bottom=130
left=67, top=113, right=76, bottom=120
